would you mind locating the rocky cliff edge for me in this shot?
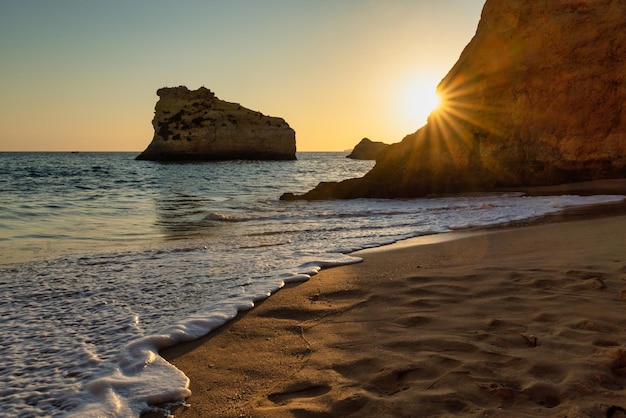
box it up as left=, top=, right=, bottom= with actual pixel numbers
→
left=282, top=0, right=626, bottom=200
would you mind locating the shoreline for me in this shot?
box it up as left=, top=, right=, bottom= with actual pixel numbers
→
left=153, top=180, right=626, bottom=417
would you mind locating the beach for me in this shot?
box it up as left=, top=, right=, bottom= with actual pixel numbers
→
left=9, top=155, right=626, bottom=416
left=160, top=200, right=626, bottom=417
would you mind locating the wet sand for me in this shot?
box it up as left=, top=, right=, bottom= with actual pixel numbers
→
left=158, top=181, right=626, bottom=417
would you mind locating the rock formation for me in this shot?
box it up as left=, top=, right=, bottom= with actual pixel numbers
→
left=346, top=138, right=390, bottom=160
left=282, top=0, right=626, bottom=200
left=136, top=86, right=296, bottom=161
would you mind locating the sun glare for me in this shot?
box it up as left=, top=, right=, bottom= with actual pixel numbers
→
left=398, top=77, right=443, bottom=128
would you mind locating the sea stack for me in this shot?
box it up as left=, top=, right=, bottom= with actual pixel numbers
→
left=136, top=86, right=296, bottom=161
left=282, top=0, right=626, bottom=200
left=346, top=138, right=390, bottom=160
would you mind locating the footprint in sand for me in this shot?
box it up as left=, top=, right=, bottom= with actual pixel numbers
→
left=267, top=382, right=331, bottom=404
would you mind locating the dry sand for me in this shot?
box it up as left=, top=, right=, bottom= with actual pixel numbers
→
left=159, top=202, right=626, bottom=417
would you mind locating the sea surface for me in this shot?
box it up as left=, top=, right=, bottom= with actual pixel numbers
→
left=1, top=151, right=623, bottom=417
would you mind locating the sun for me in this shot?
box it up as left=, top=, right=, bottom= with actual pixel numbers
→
left=397, top=77, right=443, bottom=128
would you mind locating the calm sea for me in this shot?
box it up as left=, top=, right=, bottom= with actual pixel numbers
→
left=1, top=152, right=623, bottom=417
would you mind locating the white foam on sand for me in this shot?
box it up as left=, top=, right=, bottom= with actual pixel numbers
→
left=65, top=255, right=364, bottom=417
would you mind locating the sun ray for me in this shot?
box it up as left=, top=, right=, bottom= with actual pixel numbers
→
left=391, top=65, right=514, bottom=194
left=429, top=72, right=508, bottom=142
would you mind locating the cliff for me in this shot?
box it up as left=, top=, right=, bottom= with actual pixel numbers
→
left=136, top=86, right=296, bottom=161
left=282, top=0, right=626, bottom=200
left=346, top=138, right=390, bottom=160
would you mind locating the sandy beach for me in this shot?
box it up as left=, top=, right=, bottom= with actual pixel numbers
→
left=159, top=198, right=626, bottom=417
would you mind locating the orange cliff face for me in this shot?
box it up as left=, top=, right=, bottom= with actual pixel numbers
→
left=136, top=86, right=296, bottom=161
left=282, top=0, right=626, bottom=200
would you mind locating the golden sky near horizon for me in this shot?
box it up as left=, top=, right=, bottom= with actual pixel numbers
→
left=0, top=1, right=485, bottom=152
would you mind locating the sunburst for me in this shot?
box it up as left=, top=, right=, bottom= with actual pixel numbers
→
left=399, top=77, right=444, bottom=128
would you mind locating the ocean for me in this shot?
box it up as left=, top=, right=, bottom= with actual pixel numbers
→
left=1, top=151, right=623, bottom=417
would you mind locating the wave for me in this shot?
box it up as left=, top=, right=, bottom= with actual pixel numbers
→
left=203, top=212, right=258, bottom=222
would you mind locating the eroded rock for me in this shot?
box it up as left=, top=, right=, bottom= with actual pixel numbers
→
left=346, top=138, right=390, bottom=160
left=137, top=86, right=296, bottom=161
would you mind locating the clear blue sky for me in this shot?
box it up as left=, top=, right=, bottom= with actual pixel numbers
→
left=0, top=1, right=485, bottom=151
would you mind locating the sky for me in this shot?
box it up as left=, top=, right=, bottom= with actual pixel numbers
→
left=0, top=1, right=485, bottom=152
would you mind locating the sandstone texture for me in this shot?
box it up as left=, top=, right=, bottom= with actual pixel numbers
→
left=282, top=0, right=626, bottom=200
left=346, top=138, right=390, bottom=160
left=136, top=86, right=296, bottom=161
